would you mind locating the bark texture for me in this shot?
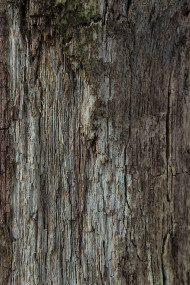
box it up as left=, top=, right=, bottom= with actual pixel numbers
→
left=1, top=0, right=190, bottom=284
left=0, top=1, right=12, bottom=284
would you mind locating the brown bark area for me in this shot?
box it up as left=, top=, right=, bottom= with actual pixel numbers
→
left=0, top=0, right=13, bottom=284
left=2, top=0, right=190, bottom=284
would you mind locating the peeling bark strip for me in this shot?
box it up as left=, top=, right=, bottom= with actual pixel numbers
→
left=5, top=0, right=190, bottom=284
left=0, top=0, right=12, bottom=284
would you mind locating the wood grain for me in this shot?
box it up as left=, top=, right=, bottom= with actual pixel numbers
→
left=4, top=0, right=190, bottom=284
left=0, top=1, right=12, bottom=284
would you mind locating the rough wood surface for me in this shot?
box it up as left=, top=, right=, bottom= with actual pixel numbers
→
left=0, top=0, right=12, bottom=284
left=2, top=0, right=190, bottom=284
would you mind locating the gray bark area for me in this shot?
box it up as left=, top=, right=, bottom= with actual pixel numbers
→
left=0, top=1, right=12, bottom=284
left=1, top=0, right=190, bottom=284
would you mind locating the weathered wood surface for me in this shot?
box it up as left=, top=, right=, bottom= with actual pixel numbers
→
left=0, top=0, right=12, bottom=284
left=1, top=0, right=190, bottom=284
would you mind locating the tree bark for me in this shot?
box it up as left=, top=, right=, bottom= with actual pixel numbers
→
left=0, top=0, right=190, bottom=284
left=0, top=1, right=12, bottom=284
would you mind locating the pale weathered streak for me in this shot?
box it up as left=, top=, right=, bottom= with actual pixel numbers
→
left=3, top=0, right=190, bottom=284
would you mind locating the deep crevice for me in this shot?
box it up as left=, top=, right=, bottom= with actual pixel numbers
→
left=124, top=147, right=132, bottom=214
left=127, top=0, right=132, bottom=15
left=19, top=0, right=28, bottom=39
left=166, top=91, right=170, bottom=177
left=166, top=70, right=173, bottom=202
left=102, top=0, right=109, bottom=26
left=161, top=233, right=169, bottom=285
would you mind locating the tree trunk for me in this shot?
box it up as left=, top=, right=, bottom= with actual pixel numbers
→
left=0, top=0, right=190, bottom=284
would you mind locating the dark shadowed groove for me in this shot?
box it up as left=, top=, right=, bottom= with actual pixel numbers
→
left=127, top=0, right=132, bottom=15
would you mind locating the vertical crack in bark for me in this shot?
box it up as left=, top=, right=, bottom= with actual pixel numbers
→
left=161, top=235, right=167, bottom=285
left=166, top=70, right=173, bottom=202
left=102, top=0, right=108, bottom=26
left=127, top=51, right=132, bottom=147
left=166, top=88, right=171, bottom=188
left=34, top=38, right=42, bottom=84
left=19, top=0, right=28, bottom=37
left=127, top=0, right=132, bottom=16
left=150, top=251, right=155, bottom=285
left=161, top=232, right=169, bottom=285
left=124, top=147, right=132, bottom=214
left=163, top=68, right=174, bottom=284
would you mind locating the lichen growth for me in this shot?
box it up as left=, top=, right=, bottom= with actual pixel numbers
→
left=62, top=23, right=101, bottom=82
left=55, top=0, right=101, bottom=36
left=55, top=0, right=103, bottom=85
